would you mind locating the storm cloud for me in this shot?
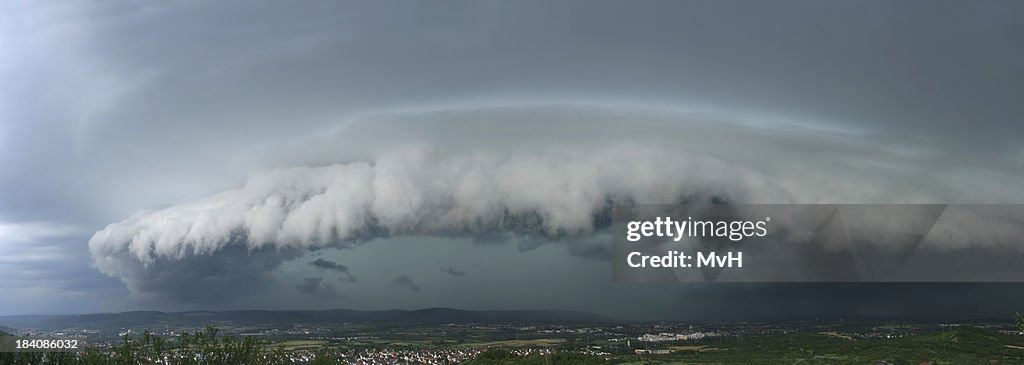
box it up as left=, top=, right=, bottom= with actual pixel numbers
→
left=297, top=277, right=341, bottom=299
left=310, top=258, right=356, bottom=282
left=5, top=0, right=1024, bottom=317
left=392, top=275, right=421, bottom=292
left=87, top=106, right=1024, bottom=302
left=440, top=266, right=468, bottom=277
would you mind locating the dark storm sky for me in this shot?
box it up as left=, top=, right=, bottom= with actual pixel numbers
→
left=2, top=0, right=1023, bottom=319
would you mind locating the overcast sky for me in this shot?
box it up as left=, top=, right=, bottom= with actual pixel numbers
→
left=2, top=0, right=1024, bottom=319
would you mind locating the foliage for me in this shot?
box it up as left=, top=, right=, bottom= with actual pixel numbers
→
left=0, top=325, right=294, bottom=365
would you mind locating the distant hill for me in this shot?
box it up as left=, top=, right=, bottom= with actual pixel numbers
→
left=0, top=324, right=14, bottom=336
left=0, top=308, right=616, bottom=331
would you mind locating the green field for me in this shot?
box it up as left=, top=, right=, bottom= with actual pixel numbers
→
left=274, top=339, right=328, bottom=351
left=458, top=338, right=567, bottom=348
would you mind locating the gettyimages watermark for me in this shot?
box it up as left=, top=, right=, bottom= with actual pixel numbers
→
left=613, top=204, right=1024, bottom=282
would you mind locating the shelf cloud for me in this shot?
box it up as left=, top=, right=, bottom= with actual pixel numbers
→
left=87, top=105, right=1024, bottom=302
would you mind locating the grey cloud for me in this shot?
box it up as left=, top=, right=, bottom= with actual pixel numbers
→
left=87, top=105, right=1024, bottom=302
left=59, top=0, right=1024, bottom=158
left=296, top=277, right=340, bottom=299
left=5, top=1, right=1024, bottom=224
left=392, top=275, right=421, bottom=292
left=310, top=258, right=356, bottom=282
left=562, top=235, right=612, bottom=261
left=666, top=283, right=1024, bottom=321
left=89, top=142, right=784, bottom=276
left=93, top=243, right=301, bottom=305
left=0, top=224, right=130, bottom=315
left=8, top=1, right=1024, bottom=226
left=440, top=266, right=467, bottom=277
